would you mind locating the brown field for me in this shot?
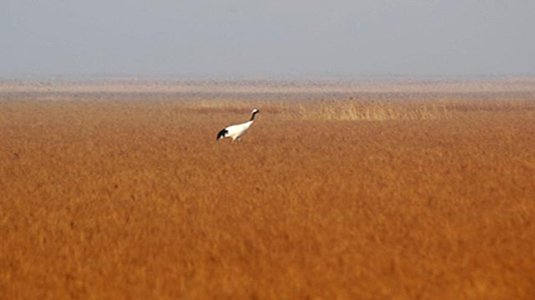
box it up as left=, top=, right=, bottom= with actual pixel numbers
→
left=1, top=78, right=535, bottom=299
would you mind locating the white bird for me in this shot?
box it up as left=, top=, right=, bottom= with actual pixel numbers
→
left=217, top=109, right=260, bottom=142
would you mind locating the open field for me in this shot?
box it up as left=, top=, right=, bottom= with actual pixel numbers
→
left=1, top=79, right=535, bottom=299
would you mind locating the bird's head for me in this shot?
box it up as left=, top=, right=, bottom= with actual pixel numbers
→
left=250, top=109, right=260, bottom=121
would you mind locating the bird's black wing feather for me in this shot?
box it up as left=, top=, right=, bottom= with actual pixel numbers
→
left=217, top=129, right=228, bottom=140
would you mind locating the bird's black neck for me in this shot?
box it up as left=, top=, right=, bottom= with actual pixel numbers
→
left=250, top=111, right=258, bottom=121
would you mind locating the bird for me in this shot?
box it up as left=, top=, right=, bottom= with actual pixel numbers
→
left=217, top=109, right=260, bottom=142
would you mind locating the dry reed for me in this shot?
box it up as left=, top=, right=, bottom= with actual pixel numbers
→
left=1, top=80, right=535, bottom=299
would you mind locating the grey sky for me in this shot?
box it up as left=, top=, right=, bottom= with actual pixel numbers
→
left=2, top=0, right=534, bottom=77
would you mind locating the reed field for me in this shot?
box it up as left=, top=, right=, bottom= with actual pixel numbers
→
left=1, top=79, right=535, bottom=299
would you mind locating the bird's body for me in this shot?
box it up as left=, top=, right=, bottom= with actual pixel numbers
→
left=217, top=109, right=260, bottom=142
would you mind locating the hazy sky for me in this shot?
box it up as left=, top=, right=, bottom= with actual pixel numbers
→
left=2, top=0, right=534, bottom=77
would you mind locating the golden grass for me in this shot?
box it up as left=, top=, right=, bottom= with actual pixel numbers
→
left=1, top=80, right=535, bottom=299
